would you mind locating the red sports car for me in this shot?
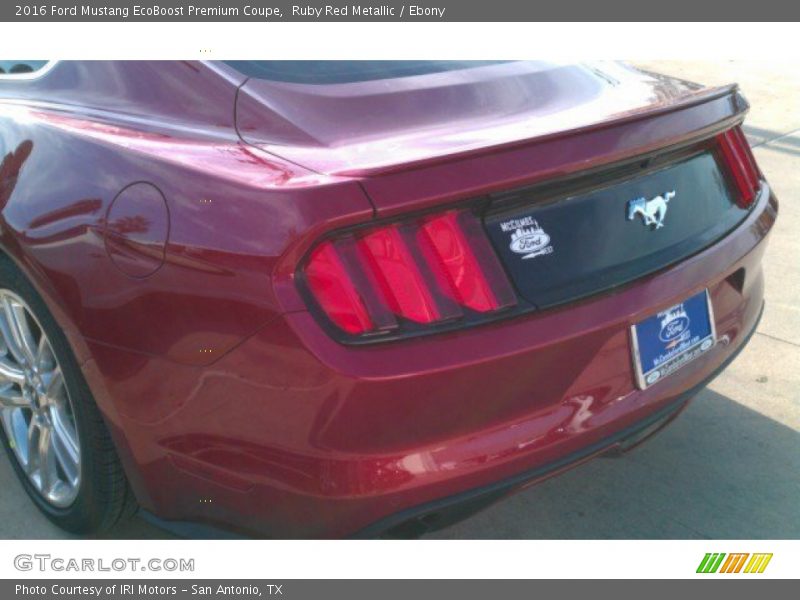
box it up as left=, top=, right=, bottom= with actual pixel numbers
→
left=0, top=61, right=776, bottom=538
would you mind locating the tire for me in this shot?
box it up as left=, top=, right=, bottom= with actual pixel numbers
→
left=0, top=256, right=136, bottom=534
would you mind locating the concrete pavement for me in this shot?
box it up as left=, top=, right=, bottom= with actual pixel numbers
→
left=1, top=61, right=797, bottom=539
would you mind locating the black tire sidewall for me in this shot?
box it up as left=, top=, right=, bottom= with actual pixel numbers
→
left=0, top=257, right=124, bottom=533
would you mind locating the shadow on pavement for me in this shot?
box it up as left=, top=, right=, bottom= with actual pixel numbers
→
left=429, top=388, right=800, bottom=539
left=743, top=124, right=800, bottom=157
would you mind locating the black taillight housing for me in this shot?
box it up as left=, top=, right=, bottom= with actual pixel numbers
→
left=300, top=209, right=517, bottom=339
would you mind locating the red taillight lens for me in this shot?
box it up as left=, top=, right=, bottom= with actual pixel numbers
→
left=305, top=242, right=374, bottom=334
left=717, top=126, right=761, bottom=208
left=359, top=227, right=445, bottom=324
left=420, top=212, right=516, bottom=313
left=301, top=210, right=517, bottom=338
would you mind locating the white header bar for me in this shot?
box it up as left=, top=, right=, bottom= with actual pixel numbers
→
left=0, top=23, right=799, bottom=60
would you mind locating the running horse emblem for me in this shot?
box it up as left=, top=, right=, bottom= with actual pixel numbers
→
left=627, top=190, right=676, bottom=229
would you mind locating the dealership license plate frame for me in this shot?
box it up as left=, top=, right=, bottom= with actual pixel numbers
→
left=630, top=289, right=717, bottom=390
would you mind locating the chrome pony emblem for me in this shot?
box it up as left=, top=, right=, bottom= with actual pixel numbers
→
left=627, top=190, right=676, bottom=229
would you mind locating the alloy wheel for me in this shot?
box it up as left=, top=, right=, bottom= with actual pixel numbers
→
left=0, top=289, right=80, bottom=507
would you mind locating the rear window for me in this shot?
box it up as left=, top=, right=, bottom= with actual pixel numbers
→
left=223, top=60, right=510, bottom=85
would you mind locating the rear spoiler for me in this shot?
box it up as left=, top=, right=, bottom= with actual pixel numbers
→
left=350, top=84, right=745, bottom=178
left=358, top=85, right=748, bottom=217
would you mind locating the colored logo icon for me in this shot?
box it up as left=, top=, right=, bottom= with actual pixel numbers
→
left=697, top=553, right=773, bottom=574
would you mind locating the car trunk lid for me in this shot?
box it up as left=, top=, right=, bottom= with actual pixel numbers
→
left=233, top=61, right=729, bottom=177
left=483, top=147, right=751, bottom=308
left=270, top=62, right=759, bottom=338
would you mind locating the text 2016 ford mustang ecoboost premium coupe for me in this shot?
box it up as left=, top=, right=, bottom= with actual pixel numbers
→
left=0, top=61, right=777, bottom=537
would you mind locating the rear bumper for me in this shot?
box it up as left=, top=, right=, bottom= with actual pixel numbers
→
left=357, top=301, right=762, bottom=538
left=85, top=185, right=777, bottom=538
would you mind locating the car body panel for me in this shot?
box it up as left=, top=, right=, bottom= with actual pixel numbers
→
left=0, top=62, right=375, bottom=367
left=81, top=185, right=774, bottom=537
left=0, top=61, right=777, bottom=537
left=234, top=61, right=731, bottom=177
left=354, top=89, right=744, bottom=216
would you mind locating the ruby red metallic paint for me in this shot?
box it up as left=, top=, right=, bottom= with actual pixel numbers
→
left=105, top=182, right=170, bottom=278
left=0, top=61, right=776, bottom=537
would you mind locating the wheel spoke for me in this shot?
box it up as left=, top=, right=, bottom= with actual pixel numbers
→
left=50, top=409, right=79, bottom=485
left=37, top=423, right=56, bottom=494
left=0, top=383, right=28, bottom=408
left=0, top=357, right=25, bottom=385
left=35, top=335, right=53, bottom=371
left=0, top=306, right=25, bottom=367
left=42, top=367, right=64, bottom=400
left=25, top=418, right=39, bottom=474
left=1, top=297, right=37, bottom=366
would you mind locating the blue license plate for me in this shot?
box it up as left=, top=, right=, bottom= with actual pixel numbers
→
left=631, top=290, right=716, bottom=389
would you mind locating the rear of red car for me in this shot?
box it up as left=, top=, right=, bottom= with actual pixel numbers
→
left=122, top=61, right=769, bottom=538
left=42, top=61, right=773, bottom=538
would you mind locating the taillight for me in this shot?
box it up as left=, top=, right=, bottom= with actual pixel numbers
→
left=300, top=209, right=517, bottom=339
left=419, top=212, right=516, bottom=313
left=717, top=126, right=761, bottom=208
left=304, top=242, right=374, bottom=334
